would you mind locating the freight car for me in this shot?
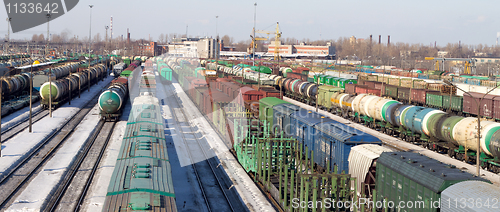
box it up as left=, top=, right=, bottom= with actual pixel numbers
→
left=103, top=94, right=177, bottom=212
left=259, top=97, right=382, bottom=173
left=112, top=62, right=127, bottom=76
left=99, top=76, right=128, bottom=121
left=328, top=92, right=500, bottom=173
left=348, top=147, right=491, bottom=212
left=40, top=64, right=107, bottom=109
left=1, top=73, right=31, bottom=100
left=157, top=59, right=172, bottom=83
left=32, top=62, right=80, bottom=91
left=204, top=59, right=500, bottom=172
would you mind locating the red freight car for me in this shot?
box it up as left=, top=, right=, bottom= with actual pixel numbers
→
left=260, top=88, right=282, bottom=99
left=240, top=87, right=263, bottom=102
left=286, top=72, right=309, bottom=81
left=355, top=85, right=381, bottom=96
left=463, top=92, right=498, bottom=118
left=410, top=89, right=439, bottom=105
left=346, top=84, right=356, bottom=95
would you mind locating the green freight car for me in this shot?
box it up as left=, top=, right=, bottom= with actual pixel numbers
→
left=426, top=93, right=463, bottom=113
left=317, top=85, right=343, bottom=111
left=376, top=152, right=487, bottom=212
left=259, top=97, right=291, bottom=127
left=338, top=78, right=357, bottom=89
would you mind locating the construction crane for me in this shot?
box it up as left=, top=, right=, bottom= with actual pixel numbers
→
left=425, top=57, right=476, bottom=74
left=274, top=22, right=281, bottom=61
left=248, top=22, right=281, bottom=60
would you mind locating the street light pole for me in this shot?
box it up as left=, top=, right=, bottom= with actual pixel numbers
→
left=216, top=15, right=218, bottom=60
left=29, top=62, right=34, bottom=132
left=88, top=5, right=93, bottom=92
left=6, top=18, right=11, bottom=55
left=46, top=14, right=50, bottom=56
left=253, top=2, right=256, bottom=67
left=47, top=14, right=52, bottom=118
left=444, top=80, right=500, bottom=176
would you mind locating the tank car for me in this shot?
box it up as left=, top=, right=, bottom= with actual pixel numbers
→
left=99, top=77, right=128, bottom=121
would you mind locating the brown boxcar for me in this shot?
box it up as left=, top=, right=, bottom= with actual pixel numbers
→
left=240, top=86, right=263, bottom=101
left=355, top=85, right=381, bottom=96
left=397, top=87, right=410, bottom=102
left=287, top=72, right=308, bottom=82
left=463, top=92, right=499, bottom=118
left=260, top=88, right=282, bottom=99
left=346, top=83, right=356, bottom=95
left=411, top=89, right=439, bottom=105
left=222, top=82, right=241, bottom=99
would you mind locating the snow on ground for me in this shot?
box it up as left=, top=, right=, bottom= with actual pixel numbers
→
left=156, top=82, right=210, bottom=212
left=6, top=103, right=102, bottom=211
left=0, top=77, right=113, bottom=181
left=79, top=102, right=131, bottom=212
left=1, top=102, right=41, bottom=131
left=284, top=97, right=500, bottom=186
left=166, top=80, right=275, bottom=212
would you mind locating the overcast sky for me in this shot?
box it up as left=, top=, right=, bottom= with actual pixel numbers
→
left=1, top=0, right=499, bottom=46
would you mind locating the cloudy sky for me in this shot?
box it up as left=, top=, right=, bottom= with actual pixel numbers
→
left=1, top=0, right=499, bottom=46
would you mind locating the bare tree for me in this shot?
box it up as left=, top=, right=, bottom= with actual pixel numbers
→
left=221, top=35, right=234, bottom=45
left=158, top=33, right=165, bottom=44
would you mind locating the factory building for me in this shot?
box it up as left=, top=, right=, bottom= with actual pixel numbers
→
left=163, top=37, right=219, bottom=58
left=267, top=41, right=335, bottom=58
left=136, top=41, right=166, bottom=56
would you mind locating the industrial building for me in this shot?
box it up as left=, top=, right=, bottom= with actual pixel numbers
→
left=163, top=37, right=219, bottom=58
left=266, top=41, right=335, bottom=58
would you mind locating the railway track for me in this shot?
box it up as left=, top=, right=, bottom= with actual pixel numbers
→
left=45, top=120, right=116, bottom=212
left=1, top=108, right=49, bottom=143
left=0, top=86, right=106, bottom=211
left=162, top=82, right=245, bottom=212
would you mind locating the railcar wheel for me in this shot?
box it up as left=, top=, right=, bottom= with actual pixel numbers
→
left=447, top=149, right=455, bottom=158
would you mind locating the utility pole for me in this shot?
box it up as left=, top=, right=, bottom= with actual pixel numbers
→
left=46, top=14, right=50, bottom=56
left=105, top=25, right=109, bottom=54
left=253, top=3, right=259, bottom=91
left=6, top=18, right=11, bottom=55
left=46, top=14, right=52, bottom=117
left=88, top=5, right=93, bottom=92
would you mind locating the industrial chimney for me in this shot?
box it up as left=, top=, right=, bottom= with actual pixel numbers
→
left=127, top=28, right=130, bottom=45
left=378, top=35, right=381, bottom=44
left=388, top=35, right=390, bottom=46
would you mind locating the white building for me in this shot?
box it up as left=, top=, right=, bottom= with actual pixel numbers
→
left=164, top=37, right=219, bottom=58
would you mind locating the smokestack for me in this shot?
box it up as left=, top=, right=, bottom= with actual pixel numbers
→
left=127, top=28, right=130, bottom=44
left=435, top=41, right=436, bottom=48
left=388, top=35, right=390, bottom=46
left=378, top=35, right=381, bottom=44
left=370, top=34, right=372, bottom=43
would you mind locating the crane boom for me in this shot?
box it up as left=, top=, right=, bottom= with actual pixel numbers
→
left=425, top=57, right=476, bottom=74
left=274, top=22, right=281, bottom=61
